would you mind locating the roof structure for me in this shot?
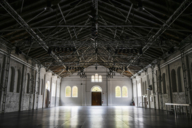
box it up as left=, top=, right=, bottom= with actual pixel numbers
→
left=0, top=0, right=192, bottom=77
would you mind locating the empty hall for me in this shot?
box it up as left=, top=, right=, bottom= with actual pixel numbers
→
left=0, top=0, right=192, bottom=128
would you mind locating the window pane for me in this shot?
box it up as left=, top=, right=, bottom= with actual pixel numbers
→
left=95, top=74, right=98, bottom=82
left=99, top=75, right=102, bottom=82
left=122, top=86, right=128, bottom=97
left=115, top=86, right=121, bottom=97
left=91, top=75, right=94, bottom=82
left=65, top=86, right=71, bottom=97
left=72, top=86, right=78, bottom=97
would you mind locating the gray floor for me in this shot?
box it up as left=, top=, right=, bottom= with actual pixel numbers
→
left=0, top=106, right=192, bottom=128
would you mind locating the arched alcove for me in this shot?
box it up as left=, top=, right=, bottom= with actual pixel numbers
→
left=177, top=67, right=182, bottom=92
left=91, top=86, right=102, bottom=106
left=10, top=67, right=15, bottom=92
left=16, top=69, right=21, bottom=93
left=41, top=79, right=44, bottom=95
left=171, top=69, right=177, bottom=92
left=162, top=73, right=166, bottom=94
left=26, top=73, right=30, bottom=93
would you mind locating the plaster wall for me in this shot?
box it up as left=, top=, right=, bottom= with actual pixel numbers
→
left=132, top=45, right=192, bottom=110
left=0, top=49, right=61, bottom=113
left=60, top=65, right=132, bottom=106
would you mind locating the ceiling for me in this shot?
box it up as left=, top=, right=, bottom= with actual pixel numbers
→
left=0, top=0, right=192, bottom=77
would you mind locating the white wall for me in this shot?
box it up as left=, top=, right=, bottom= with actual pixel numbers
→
left=60, top=65, right=132, bottom=106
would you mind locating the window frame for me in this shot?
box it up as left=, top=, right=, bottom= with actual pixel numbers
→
left=91, top=75, right=94, bottom=82
left=115, top=86, right=121, bottom=98
left=72, top=86, right=78, bottom=98
left=91, top=86, right=102, bottom=92
left=122, top=86, right=128, bottom=98
left=91, top=74, right=102, bottom=83
left=99, top=75, right=102, bottom=82
left=65, top=86, right=71, bottom=97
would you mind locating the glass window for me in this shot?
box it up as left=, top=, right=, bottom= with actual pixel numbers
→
left=91, top=75, right=94, bottom=82
left=92, top=86, right=102, bottom=92
left=51, top=83, right=56, bottom=96
left=115, top=86, right=121, bottom=97
left=95, top=74, right=98, bottom=82
left=72, top=86, right=78, bottom=97
left=99, top=75, right=102, bottom=82
left=91, top=74, right=102, bottom=82
left=122, top=86, right=128, bottom=97
left=65, top=86, right=71, bottom=97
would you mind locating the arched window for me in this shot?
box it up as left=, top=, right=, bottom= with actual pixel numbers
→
left=10, top=67, right=15, bottom=92
left=51, top=83, right=56, bottom=96
left=16, top=70, right=21, bottom=93
left=41, top=79, right=44, bottom=95
left=177, top=67, right=182, bottom=92
left=122, top=86, right=128, bottom=97
left=115, top=86, right=121, bottom=97
left=162, top=73, right=166, bottom=94
left=26, top=73, right=30, bottom=93
left=72, top=86, right=78, bottom=97
left=91, top=86, right=102, bottom=92
left=171, top=69, right=177, bottom=92
left=65, top=86, right=71, bottom=97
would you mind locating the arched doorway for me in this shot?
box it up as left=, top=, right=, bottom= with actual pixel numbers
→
left=45, top=81, right=50, bottom=108
left=91, top=86, right=102, bottom=106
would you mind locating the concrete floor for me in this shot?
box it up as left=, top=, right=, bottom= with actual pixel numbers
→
left=0, top=106, right=192, bottom=128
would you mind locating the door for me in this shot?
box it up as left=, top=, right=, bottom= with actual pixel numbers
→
left=92, top=92, right=101, bottom=106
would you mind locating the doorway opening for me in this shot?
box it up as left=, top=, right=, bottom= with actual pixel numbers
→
left=45, top=81, right=50, bottom=108
left=91, top=86, right=102, bottom=106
